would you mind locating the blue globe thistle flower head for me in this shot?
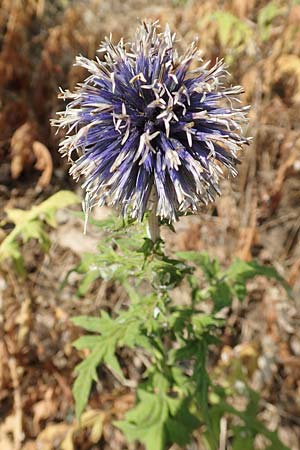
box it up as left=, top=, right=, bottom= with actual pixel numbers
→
left=53, top=21, right=250, bottom=223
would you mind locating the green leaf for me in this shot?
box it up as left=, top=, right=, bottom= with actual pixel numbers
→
left=116, top=390, right=198, bottom=450
left=165, top=397, right=199, bottom=446
left=176, top=251, right=220, bottom=281
left=212, top=393, right=290, bottom=450
left=73, top=335, right=103, bottom=350
left=143, top=371, right=170, bottom=393
left=227, top=259, right=281, bottom=282
left=73, top=348, right=103, bottom=418
left=72, top=305, right=157, bottom=418
left=6, top=208, right=30, bottom=224
left=193, top=342, right=219, bottom=450
left=226, top=259, right=290, bottom=300
left=0, top=190, right=80, bottom=270
left=214, top=11, right=236, bottom=47
left=153, top=256, right=193, bottom=289
left=191, top=314, right=222, bottom=335
left=73, top=338, right=123, bottom=418
left=70, top=227, right=147, bottom=290
left=244, top=388, right=260, bottom=417
left=258, top=1, right=283, bottom=41
left=232, top=428, right=254, bottom=450
left=35, top=190, right=80, bottom=221
left=72, top=315, right=103, bottom=333
left=116, top=390, right=168, bottom=450
left=211, top=281, right=232, bottom=311
left=212, top=11, right=253, bottom=55
left=233, top=282, right=248, bottom=301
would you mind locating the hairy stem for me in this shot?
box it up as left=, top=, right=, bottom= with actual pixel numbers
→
left=147, top=189, right=160, bottom=242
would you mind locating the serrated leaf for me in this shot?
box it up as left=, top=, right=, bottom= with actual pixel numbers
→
left=0, top=239, right=21, bottom=261
left=72, top=316, right=103, bottom=333
left=116, top=391, right=198, bottom=450
left=166, top=396, right=199, bottom=444
left=258, top=1, right=283, bottom=41
left=72, top=308, right=152, bottom=418
left=213, top=11, right=253, bottom=51
left=214, top=398, right=290, bottom=450
left=22, top=221, right=50, bottom=251
left=34, top=190, right=80, bottom=217
left=234, top=282, right=248, bottom=301
left=103, top=350, right=123, bottom=377
left=211, top=281, right=232, bottom=311
left=214, top=11, right=236, bottom=47
left=192, top=314, right=222, bottom=334
left=172, top=341, right=199, bottom=362
left=232, top=429, right=254, bottom=450
left=77, top=270, right=100, bottom=296
left=72, top=337, right=124, bottom=419
left=115, top=390, right=169, bottom=450
left=73, top=348, right=103, bottom=418
left=73, top=335, right=102, bottom=350
left=0, top=190, right=80, bottom=269
left=153, top=256, right=193, bottom=289
left=5, top=208, right=30, bottom=223
left=176, top=251, right=220, bottom=281
left=226, top=259, right=290, bottom=297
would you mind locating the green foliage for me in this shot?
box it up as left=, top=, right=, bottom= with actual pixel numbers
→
left=116, top=391, right=199, bottom=450
left=72, top=297, right=158, bottom=418
left=211, top=3, right=285, bottom=63
left=207, top=387, right=289, bottom=450
left=212, top=11, right=253, bottom=63
left=177, top=251, right=288, bottom=308
left=0, top=190, right=80, bottom=273
left=213, top=11, right=253, bottom=49
left=258, top=1, right=283, bottom=42
left=67, top=218, right=192, bottom=296
left=70, top=215, right=290, bottom=450
left=117, top=390, right=169, bottom=450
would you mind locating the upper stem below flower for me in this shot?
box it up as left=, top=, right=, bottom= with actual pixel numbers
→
left=147, top=189, right=160, bottom=242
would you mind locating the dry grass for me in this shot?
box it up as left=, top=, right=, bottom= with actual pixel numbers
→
left=1, top=0, right=300, bottom=449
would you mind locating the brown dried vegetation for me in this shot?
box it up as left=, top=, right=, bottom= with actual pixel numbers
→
left=1, top=0, right=300, bottom=449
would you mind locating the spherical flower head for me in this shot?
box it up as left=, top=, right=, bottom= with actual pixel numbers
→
left=53, top=21, right=250, bottom=222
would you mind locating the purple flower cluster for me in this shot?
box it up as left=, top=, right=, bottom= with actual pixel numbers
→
left=53, top=21, right=250, bottom=222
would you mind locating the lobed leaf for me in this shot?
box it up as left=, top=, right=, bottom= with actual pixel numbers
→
left=116, top=390, right=198, bottom=450
left=0, top=190, right=80, bottom=270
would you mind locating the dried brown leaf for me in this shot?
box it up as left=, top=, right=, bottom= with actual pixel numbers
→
left=32, top=141, right=53, bottom=189
left=288, top=258, right=300, bottom=287
left=275, top=55, right=300, bottom=104
left=61, top=410, right=106, bottom=450
left=33, top=388, right=57, bottom=434
left=16, top=297, right=32, bottom=347
left=231, top=0, right=256, bottom=19
left=10, top=122, right=37, bottom=179
left=36, top=423, right=69, bottom=450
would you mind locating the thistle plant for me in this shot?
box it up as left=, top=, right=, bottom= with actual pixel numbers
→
left=52, top=21, right=289, bottom=450
left=53, top=21, right=249, bottom=227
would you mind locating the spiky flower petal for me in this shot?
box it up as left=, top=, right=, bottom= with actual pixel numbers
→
left=53, top=21, right=250, bottom=222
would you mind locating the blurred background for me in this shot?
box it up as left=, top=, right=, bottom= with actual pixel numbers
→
left=0, top=0, right=300, bottom=449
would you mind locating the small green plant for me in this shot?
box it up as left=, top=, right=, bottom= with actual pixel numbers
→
left=211, top=3, right=285, bottom=64
left=0, top=190, right=80, bottom=273
left=69, top=216, right=290, bottom=450
left=50, top=20, right=291, bottom=450
left=258, top=1, right=284, bottom=42
left=212, top=11, right=253, bottom=53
